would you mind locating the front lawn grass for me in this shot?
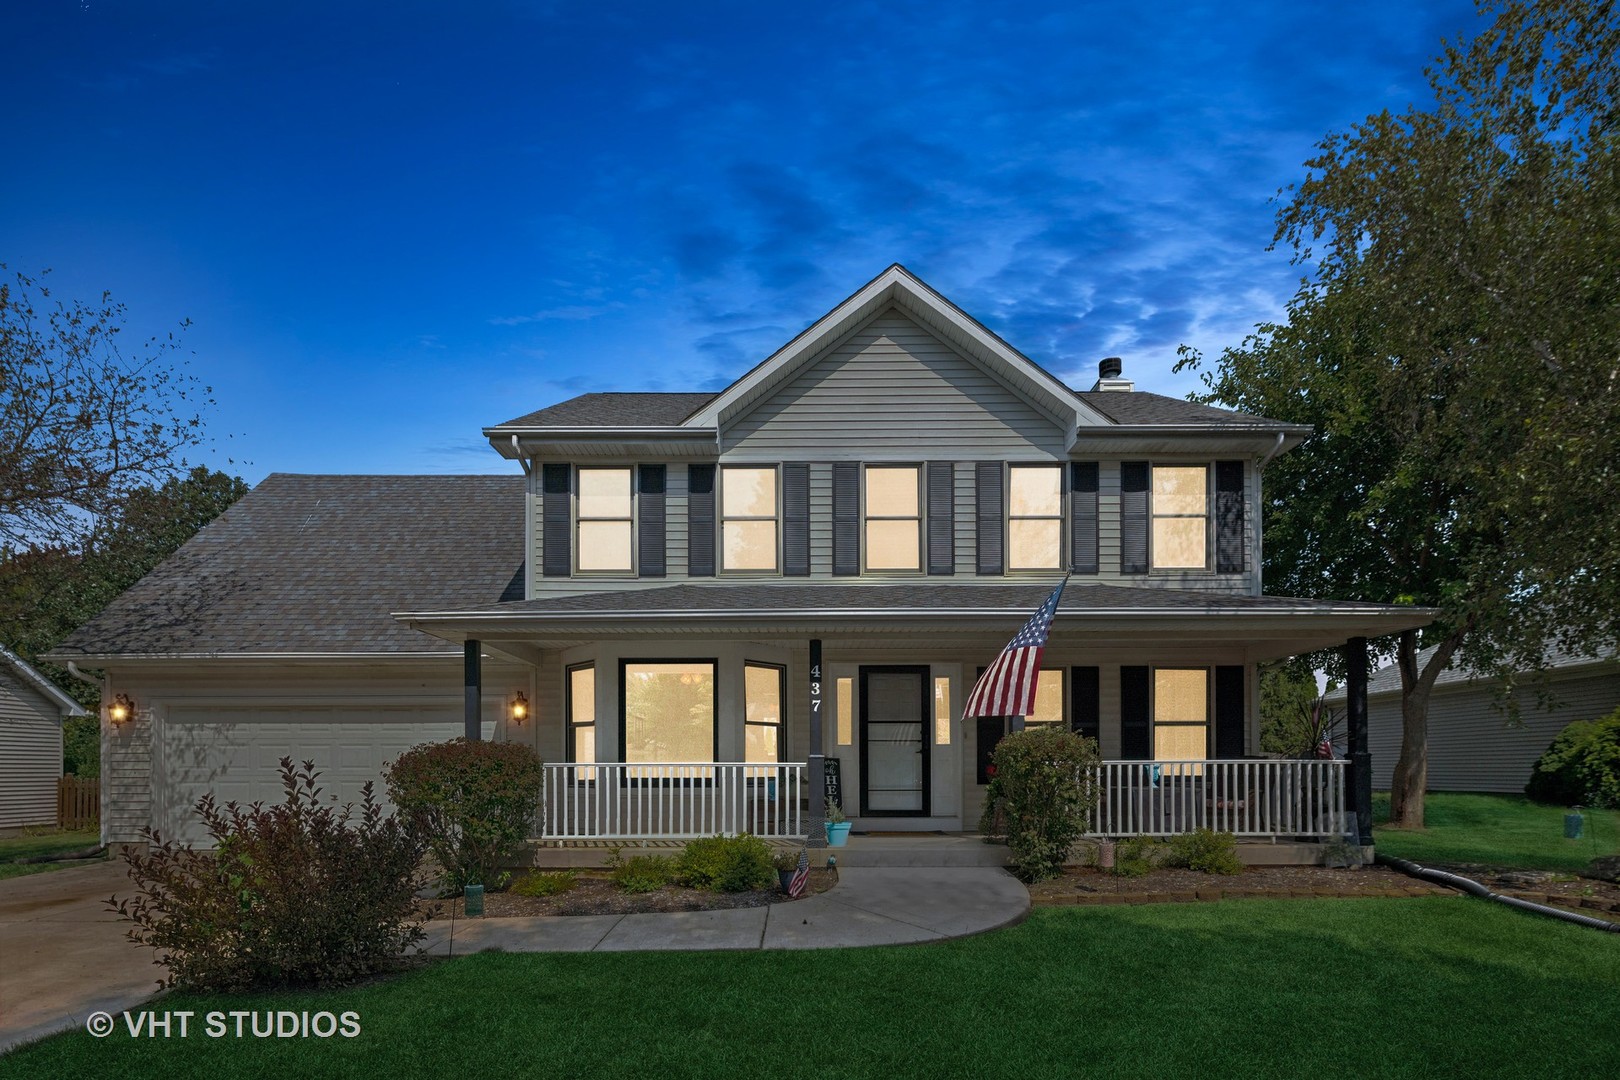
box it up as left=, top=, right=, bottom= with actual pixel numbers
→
left=0, top=827, right=101, bottom=880
left=1374, top=791, right=1619, bottom=872
left=7, top=898, right=1618, bottom=1078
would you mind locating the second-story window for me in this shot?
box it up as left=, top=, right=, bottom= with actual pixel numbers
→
left=1151, top=465, right=1209, bottom=570
left=1008, top=465, right=1062, bottom=570
left=865, top=465, right=920, bottom=571
left=722, top=466, right=778, bottom=571
left=577, top=467, right=633, bottom=571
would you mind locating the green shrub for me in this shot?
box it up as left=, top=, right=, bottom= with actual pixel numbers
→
left=384, top=738, right=545, bottom=891
left=610, top=854, right=676, bottom=894
left=979, top=727, right=1101, bottom=883
left=1527, top=709, right=1620, bottom=808
left=109, top=758, right=429, bottom=991
left=1112, top=836, right=1167, bottom=877
left=510, top=870, right=578, bottom=897
left=1166, top=828, right=1243, bottom=875
left=677, top=834, right=776, bottom=892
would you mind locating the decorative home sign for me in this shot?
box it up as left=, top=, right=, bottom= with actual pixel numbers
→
left=824, top=757, right=842, bottom=811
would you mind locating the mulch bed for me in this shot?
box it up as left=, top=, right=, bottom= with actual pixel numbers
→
left=429, top=867, right=839, bottom=919
left=1027, top=863, right=1620, bottom=923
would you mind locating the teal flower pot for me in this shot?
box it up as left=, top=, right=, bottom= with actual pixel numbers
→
left=826, top=821, right=852, bottom=846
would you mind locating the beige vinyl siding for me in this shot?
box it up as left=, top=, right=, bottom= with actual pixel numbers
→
left=722, top=310, right=1068, bottom=459
left=104, top=702, right=151, bottom=845
left=0, top=673, right=65, bottom=829
left=1367, top=668, right=1620, bottom=793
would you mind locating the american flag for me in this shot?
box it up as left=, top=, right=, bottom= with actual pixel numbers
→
left=788, top=848, right=810, bottom=898
left=1316, top=732, right=1334, bottom=759
left=962, top=574, right=1069, bottom=719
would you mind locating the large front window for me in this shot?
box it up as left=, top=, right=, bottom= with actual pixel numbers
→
left=577, top=467, right=633, bottom=571
left=621, top=660, right=716, bottom=765
left=865, top=465, right=920, bottom=570
left=567, top=663, right=596, bottom=780
left=1154, top=668, right=1209, bottom=760
left=1008, top=465, right=1062, bottom=569
left=722, top=466, right=778, bottom=571
left=1151, top=465, right=1208, bottom=570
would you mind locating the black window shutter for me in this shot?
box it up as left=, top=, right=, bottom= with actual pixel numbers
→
left=1214, top=666, right=1245, bottom=759
left=1120, top=665, right=1150, bottom=758
left=637, top=465, right=666, bottom=578
left=783, top=463, right=810, bottom=577
left=542, top=464, right=572, bottom=577
left=1071, top=666, right=1100, bottom=741
left=1215, top=460, right=1245, bottom=574
left=975, top=462, right=1004, bottom=575
left=833, top=463, right=859, bottom=576
left=688, top=464, right=716, bottom=577
left=1120, top=461, right=1149, bottom=574
left=976, top=716, right=1006, bottom=784
left=1070, top=462, right=1099, bottom=575
left=927, top=462, right=955, bottom=575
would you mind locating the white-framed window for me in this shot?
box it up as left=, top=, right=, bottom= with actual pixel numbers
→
left=1151, top=465, right=1209, bottom=570
left=1153, top=667, right=1209, bottom=761
left=567, top=663, right=596, bottom=780
left=1008, top=464, right=1063, bottom=570
left=577, top=467, right=633, bottom=572
left=722, top=466, right=779, bottom=571
left=744, top=661, right=784, bottom=776
left=1024, top=669, right=1065, bottom=729
left=865, top=465, right=921, bottom=571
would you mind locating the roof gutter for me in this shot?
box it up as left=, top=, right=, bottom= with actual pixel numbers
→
left=394, top=604, right=1438, bottom=624
left=1257, top=431, right=1287, bottom=471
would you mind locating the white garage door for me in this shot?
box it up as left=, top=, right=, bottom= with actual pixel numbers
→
left=159, top=706, right=492, bottom=845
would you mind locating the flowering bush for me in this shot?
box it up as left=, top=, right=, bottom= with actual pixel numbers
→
left=979, top=727, right=1101, bottom=882
left=384, top=738, right=545, bottom=891
left=109, top=758, right=430, bottom=990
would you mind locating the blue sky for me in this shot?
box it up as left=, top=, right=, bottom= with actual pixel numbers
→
left=3, top=1, right=1481, bottom=482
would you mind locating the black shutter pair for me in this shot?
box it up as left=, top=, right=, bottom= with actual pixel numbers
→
left=1120, top=665, right=1245, bottom=759
left=1119, top=460, right=1246, bottom=574
left=829, top=462, right=958, bottom=576
left=691, top=463, right=812, bottom=576
left=544, top=463, right=668, bottom=577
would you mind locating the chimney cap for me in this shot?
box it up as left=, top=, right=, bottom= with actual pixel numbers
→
left=1099, top=357, right=1123, bottom=379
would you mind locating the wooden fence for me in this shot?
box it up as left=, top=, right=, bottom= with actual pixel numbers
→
left=57, top=775, right=99, bottom=829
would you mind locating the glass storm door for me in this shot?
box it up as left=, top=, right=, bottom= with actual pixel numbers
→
left=860, top=666, right=930, bottom=816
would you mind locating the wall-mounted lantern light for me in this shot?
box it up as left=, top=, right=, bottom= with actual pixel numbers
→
left=509, top=691, right=530, bottom=726
left=109, top=693, right=136, bottom=726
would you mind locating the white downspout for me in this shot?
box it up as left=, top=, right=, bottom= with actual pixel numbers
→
left=1256, top=431, right=1286, bottom=471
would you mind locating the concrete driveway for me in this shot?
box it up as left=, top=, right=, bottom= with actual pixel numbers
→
left=0, top=861, right=163, bottom=1054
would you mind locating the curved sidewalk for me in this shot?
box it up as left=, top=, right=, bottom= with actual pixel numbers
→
left=419, top=866, right=1029, bottom=955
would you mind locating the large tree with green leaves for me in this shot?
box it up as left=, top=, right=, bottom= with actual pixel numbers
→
left=1177, top=0, right=1620, bottom=825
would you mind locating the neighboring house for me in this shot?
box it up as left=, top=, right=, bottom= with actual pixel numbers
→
left=49, top=265, right=1428, bottom=849
left=1346, top=644, right=1619, bottom=794
left=0, top=646, right=87, bottom=830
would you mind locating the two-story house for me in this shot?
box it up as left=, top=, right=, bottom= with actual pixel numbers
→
left=53, top=265, right=1428, bottom=852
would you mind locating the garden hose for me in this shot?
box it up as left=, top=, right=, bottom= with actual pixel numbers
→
left=1375, top=853, right=1619, bottom=934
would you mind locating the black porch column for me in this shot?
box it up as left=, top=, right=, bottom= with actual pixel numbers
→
left=806, top=639, right=827, bottom=848
left=464, top=639, right=482, bottom=741
left=1346, top=635, right=1372, bottom=845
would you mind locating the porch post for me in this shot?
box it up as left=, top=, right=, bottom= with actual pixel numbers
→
left=806, top=638, right=827, bottom=847
left=1346, top=635, right=1372, bottom=845
left=464, top=639, right=482, bottom=741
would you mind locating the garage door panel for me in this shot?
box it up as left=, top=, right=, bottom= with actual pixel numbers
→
left=161, top=707, right=480, bottom=845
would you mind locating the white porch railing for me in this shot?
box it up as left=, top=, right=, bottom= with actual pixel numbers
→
left=1087, top=759, right=1349, bottom=840
left=538, top=762, right=806, bottom=841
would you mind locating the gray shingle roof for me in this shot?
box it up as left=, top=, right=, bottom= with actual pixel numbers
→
left=1075, top=390, right=1303, bottom=429
left=50, top=474, right=526, bottom=658
left=1354, top=641, right=1618, bottom=697
left=403, top=582, right=1405, bottom=618
left=494, top=393, right=718, bottom=429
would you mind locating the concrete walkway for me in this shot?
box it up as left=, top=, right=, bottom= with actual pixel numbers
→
left=0, top=862, right=1028, bottom=1055
left=420, top=866, right=1029, bottom=955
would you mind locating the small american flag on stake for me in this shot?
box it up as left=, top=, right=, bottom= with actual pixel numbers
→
left=962, top=573, right=1069, bottom=720
left=788, top=848, right=810, bottom=898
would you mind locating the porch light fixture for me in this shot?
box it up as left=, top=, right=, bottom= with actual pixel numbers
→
left=509, top=691, right=530, bottom=726
left=109, top=693, right=136, bottom=726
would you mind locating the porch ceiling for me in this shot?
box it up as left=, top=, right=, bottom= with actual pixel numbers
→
left=394, top=582, right=1431, bottom=662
